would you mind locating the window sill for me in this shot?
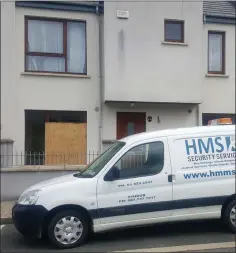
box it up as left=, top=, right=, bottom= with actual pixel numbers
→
left=21, top=72, right=91, bottom=78
left=161, top=41, right=188, bottom=47
left=205, top=73, right=229, bottom=78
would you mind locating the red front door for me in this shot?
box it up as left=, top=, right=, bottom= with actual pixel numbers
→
left=116, top=112, right=146, bottom=140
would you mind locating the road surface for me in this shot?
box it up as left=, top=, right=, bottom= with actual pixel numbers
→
left=1, top=220, right=235, bottom=252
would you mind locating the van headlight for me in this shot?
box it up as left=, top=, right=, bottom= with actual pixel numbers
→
left=18, top=189, right=41, bottom=205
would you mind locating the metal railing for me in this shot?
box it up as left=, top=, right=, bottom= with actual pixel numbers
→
left=0, top=151, right=100, bottom=168
left=1, top=151, right=160, bottom=170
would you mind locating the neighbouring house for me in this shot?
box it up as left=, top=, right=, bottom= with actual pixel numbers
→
left=200, top=1, right=236, bottom=125
left=1, top=1, right=102, bottom=167
left=0, top=1, right=235, bottom=167
left=101, top=0, right=235, bottom=149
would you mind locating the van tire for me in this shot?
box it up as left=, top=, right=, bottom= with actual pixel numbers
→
left=47, top=210, right=89, bottom=249
left=223, top=199, right=236, bottom=233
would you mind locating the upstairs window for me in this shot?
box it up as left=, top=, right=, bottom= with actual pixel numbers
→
left=208, top=31, right=225, bottom=74
left=164, top=19, right=184, bottom=43
left=25, top=17, right=87, bottom=74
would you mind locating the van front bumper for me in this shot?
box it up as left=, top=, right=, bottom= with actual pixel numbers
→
left=12, top=203, right=48, bottom=238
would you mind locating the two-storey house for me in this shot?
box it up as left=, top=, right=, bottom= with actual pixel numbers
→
left=102, top=0, right=204, bottom=149
left=101, top=0, right=235, bottom=150
left=1, top=1, right=103, bottom=166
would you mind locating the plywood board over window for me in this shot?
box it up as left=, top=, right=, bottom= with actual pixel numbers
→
left=45, top=122, right=87, bottom=165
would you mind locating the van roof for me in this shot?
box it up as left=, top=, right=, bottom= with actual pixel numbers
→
left=120, top=125, right=235, bottom=144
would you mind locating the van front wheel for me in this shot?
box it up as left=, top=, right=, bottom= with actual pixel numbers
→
left=47, top=210, right=89, bottom=249
left=224, top=200, right=236, bottom=233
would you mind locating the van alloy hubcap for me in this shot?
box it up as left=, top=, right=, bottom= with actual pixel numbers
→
left=54, top=216, right=83, bottom=245
left=230, top=206, right=236, bottom=227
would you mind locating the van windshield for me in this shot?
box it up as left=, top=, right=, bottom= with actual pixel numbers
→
left=74, top=141, right=126, bottom=178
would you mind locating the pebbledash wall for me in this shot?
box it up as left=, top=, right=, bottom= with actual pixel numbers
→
left=102, top=104, right=198, bottom=150
left=103, top=1, right=204, bottom=103
left=1, top=2, right=101, bottom=156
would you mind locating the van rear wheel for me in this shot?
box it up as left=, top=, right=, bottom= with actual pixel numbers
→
left=223, top=200, right=236, bottom=233
left=47, top=210, right=89, bottom=249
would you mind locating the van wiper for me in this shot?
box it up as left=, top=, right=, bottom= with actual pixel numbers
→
left=73, top=173, right=93, bottom=178
left=73, top=171, right=81, bottom=177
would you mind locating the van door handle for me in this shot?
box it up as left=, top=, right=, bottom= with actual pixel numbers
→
left=168, top=174, right=174, bottom=183
left=168, top=174, right=176, bottom=183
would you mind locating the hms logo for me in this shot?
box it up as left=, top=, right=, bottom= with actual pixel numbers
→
left=185, top=136, right=235, bottom=155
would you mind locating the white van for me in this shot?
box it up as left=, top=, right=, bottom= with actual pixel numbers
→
left=12, top=125, right=236, bottom=249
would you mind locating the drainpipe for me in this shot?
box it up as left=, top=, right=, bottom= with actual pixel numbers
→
left=96, top=2, right=103, bottom=154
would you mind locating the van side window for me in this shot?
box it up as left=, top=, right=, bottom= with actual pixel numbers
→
left=114, top=141, right=164, bottom=179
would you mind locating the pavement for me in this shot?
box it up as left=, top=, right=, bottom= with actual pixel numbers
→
left=1, top=218, right=235, bottom=252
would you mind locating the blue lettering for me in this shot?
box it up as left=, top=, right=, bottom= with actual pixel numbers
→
left=183, top=174, right=192, bottom=179
left=216, top=154, right=221, bottom=159
left=209, top=170, right=215, bottom=177
left=225, top=136, right=231, bottom=150
left=215, top=137, right=224, bottom=153
left=185, top=139, right=197, bottom=155
left=185, top=136, right=235, bottom=155
left=225, top=136, right=235, bottom=151
left=198, top=138, right=214, bottom=154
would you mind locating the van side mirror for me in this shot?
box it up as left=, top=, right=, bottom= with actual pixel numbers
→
left=104, top=166, right=120, bottom=181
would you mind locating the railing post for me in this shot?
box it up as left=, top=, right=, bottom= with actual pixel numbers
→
left=42, top=151, right=45, bottom=165
left=15, top=151, right=18, bottom=168
left=21, top=151, right=23, bottom=166
left=29, top=151, right=32, bottom=165
left=25, top=151, right=28, bottom=166
left=34, top=152, right=36, bottom=166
